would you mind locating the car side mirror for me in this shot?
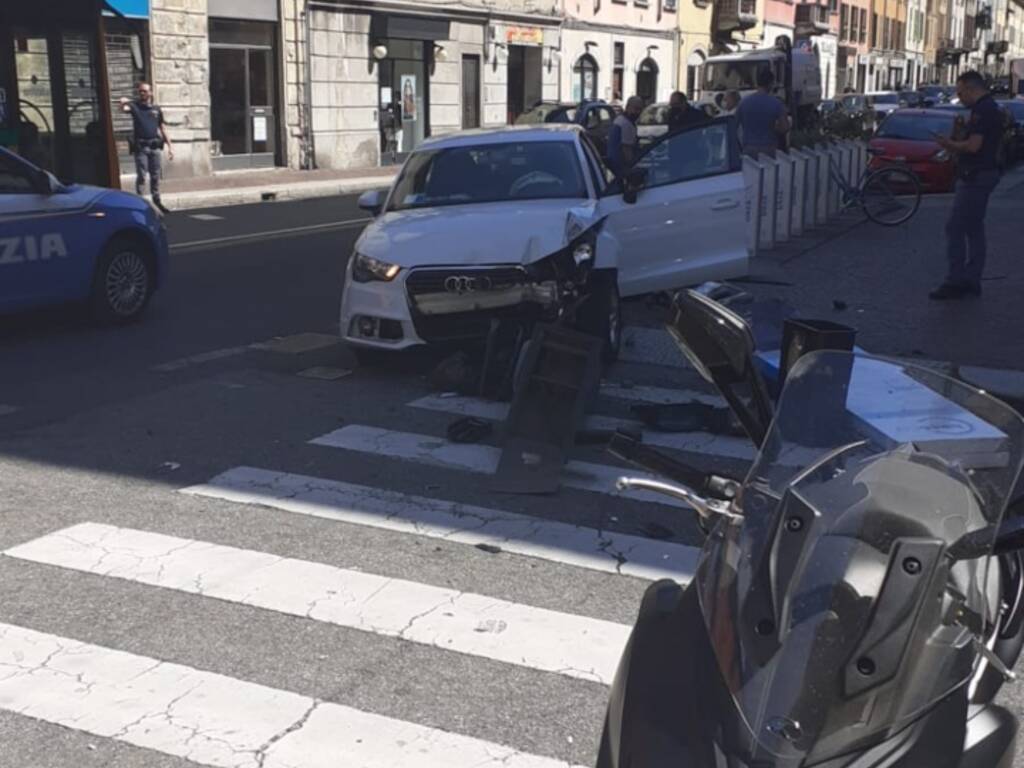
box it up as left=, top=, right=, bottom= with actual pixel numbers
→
left=358, top=189, right=385, bottom=216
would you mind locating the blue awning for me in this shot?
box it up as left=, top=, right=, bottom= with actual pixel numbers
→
left=104, top=0, right=149, bottom=18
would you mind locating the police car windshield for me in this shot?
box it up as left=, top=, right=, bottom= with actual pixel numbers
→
left=387, top=141, right=588, bottom=212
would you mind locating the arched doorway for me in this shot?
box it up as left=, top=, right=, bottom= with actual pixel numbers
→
left=573, top=54, right=598, bottom=102
left=686, top=49, right=706, bottom=99
left=636, top=58, right=658, bottom=104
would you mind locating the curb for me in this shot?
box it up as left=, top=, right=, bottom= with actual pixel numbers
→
left=138, top=175, right=395, bottom=212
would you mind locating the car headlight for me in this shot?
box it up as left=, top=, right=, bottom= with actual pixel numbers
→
left=351, top=252, right=400, bottom=283
left=932, top=149, right=951, bottom=162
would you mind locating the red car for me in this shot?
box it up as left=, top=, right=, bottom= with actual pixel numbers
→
left=869, top=109, right=959, bottom=192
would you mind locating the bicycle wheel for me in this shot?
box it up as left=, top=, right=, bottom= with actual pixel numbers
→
left=861, top=166, right=922, bottom=226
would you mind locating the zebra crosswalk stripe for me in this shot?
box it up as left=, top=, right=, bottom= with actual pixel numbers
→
left=3, top=522, right=632, bottom=684
left=0, top=621, right=586, bottom=768
left=182, top=466, right=699, bottom=582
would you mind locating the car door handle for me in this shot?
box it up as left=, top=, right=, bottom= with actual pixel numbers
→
left=711, top=199, right=740, bottom=211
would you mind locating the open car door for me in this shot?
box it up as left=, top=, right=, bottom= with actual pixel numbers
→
left=598, top=117, right=749, bottom=298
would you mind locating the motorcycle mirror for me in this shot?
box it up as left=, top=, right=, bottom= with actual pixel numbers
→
left=665, top=290, right=774, bottom=447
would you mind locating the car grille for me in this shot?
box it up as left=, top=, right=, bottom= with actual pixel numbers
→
left=405, top=267, right=538, bottom=343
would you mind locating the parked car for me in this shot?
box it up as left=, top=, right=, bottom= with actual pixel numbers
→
left=514, top=100, right=620, bottom=158
left=340, top=122, right=749, bottom=360
left=1000, top=98, right=1024, bottom=162
left=868, top=109, right=960, bottom=192
left=865, top=91, right=902, bottom=125
left=637, top=102, right=670, bottom=146
left=0, top=147, right=167, bottom=321
left=916, top=85, right=952, bottom=106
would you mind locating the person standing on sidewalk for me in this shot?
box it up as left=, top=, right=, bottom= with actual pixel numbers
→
left=929, top=71, right=1003, bottom=300
left=120, top=82, right=173, bottom=213
left=736, top=69, right=789, bottom=158
left=607, top=96, right=644, bottom=177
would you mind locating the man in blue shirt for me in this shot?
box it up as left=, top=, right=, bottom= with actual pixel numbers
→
left=930, top=71, right=1003, bottom=300
left=607, top=97, right=644, bottom=177
left=736, top=69, right=789, bottom=157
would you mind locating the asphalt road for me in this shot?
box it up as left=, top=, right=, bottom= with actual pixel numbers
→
left=1, top=194, right=1024, bottom=768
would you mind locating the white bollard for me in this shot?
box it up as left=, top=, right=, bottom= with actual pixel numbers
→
left=827, top=144, right=842, bottom=218
left=816, top=144, right=830, bottom=225
left=801, top=148, right=820, bottom=230
left=742, top=156, right=764, bottom=258
left=789, top=149, right=809, bottom=237
left=758, top=154, right=779, bottom=251
left=775, top=151, right=793, bottom=243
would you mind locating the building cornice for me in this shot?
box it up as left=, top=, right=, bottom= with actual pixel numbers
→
left=560, top=17, right=679, bottom=39
left=309, top=0, right=563, bottom=27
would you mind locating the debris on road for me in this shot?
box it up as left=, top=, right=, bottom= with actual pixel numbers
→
left=447, top=417, right=492, bottom=444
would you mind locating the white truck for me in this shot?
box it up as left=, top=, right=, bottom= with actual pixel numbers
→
left=696, top=37, right=822, bottom=129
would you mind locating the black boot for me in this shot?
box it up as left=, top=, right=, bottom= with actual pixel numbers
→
left=929, top=282, right=973, bottom=300
left=153, top=195, right=170, bottom=214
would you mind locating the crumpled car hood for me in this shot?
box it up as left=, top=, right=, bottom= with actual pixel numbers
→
left=355, top=199, right=599, bottom=267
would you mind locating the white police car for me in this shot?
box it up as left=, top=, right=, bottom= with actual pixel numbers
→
left=0, top=147, right=167, bottom=322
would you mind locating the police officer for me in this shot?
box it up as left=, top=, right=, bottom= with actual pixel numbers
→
left=120, top=82, right=173, bottom=213
left=930, top=71, right=1002, bottom=300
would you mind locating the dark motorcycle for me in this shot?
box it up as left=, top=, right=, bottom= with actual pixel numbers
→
left=598, top=289, right=1024, bottom=767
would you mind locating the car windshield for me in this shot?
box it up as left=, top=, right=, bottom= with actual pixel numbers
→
left=704, top=60, right=770, bottom=91
left=870, top=93, right=899, bottom=104
left=876, top=113, right=955, bottom=140
left=841, top=95, right=866, bottom=110
left=638, top=104, right=670, bottom=125
left=387, top=141, right=587, bottom=211
left=515, top=105, right=577, bottom=124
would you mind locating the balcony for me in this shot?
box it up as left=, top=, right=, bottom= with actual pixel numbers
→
left=715, top=0, right=758, bottom=33
left=795, top=3, right=832, bottom=34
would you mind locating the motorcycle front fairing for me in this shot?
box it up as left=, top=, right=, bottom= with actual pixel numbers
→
left=600, top=352, right=1024, bottom=768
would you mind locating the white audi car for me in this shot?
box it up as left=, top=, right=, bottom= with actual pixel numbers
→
left=340, top=122, right=749, bottom=360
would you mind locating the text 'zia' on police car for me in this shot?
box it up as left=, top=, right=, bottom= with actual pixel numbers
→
left=0, top=147, right=168, bottom=323
left=339, top=122, right=751, bottom=362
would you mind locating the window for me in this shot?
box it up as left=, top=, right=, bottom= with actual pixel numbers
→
left=580, top=135, right=614, bottom=191
left=840, top=5, right=849, bottom=38
left=387, top=141, right=588, bottom=211
left=851, top=6, right=859, bottom=39
left=573, top=54, right=599, bottom=102
left=863, top=9, right=870, bottom=42
left=0, top=156, right=37, bottom=194
left=612, top=42, right=625, bottom=102
left=829, top=0, right=838, bottom=12
left=634, top=122, right=733, bottom=188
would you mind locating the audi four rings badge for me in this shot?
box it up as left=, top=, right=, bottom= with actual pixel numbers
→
left=444, top=275, right=493, bottom=293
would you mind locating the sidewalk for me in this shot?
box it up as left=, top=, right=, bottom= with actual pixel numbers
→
left=737, top=166, right=1024, bottom=401
left=122, top=165, right=397, bottom=211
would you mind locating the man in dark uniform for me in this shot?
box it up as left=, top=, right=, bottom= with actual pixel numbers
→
left=930, top=71, right=1002, bottom=300
left=120, top=82, right=173, bottom=213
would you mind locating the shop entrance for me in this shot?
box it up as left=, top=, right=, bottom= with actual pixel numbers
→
left=506, top=45, right=542, bottom=123
left=209, top=19, right=279, bottom=170
left=378, top=39, right=429, bottom=165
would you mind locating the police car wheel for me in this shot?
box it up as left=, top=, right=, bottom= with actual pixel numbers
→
left=91, top=239, right=154, bottom=323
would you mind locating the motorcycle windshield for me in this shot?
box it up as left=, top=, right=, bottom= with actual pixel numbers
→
left=697, top=351, right=1024, bottom=764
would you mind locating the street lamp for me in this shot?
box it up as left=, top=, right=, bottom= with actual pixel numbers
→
left=372, top=44, right=388, bottom=60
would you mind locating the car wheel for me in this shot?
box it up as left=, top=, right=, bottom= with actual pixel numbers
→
left=90, top=236, right=155, bottom=323
left=577, top=270, right=621, bottom=363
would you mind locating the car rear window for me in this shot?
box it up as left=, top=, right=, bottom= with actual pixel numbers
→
left=388, top=141, right=587, bottom=211
left=515, top=105, right=576, bottom=124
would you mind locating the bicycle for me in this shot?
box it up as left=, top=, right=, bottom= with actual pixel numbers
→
left=828, top=153, right=922, bottom=226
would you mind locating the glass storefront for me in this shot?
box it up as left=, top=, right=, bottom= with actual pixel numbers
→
left=378, top=39, right=429, bottom=164
left=209, top=19, right=279, bottom=169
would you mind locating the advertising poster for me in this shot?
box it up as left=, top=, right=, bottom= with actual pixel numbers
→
left=400, top=75, right=417, bottom=122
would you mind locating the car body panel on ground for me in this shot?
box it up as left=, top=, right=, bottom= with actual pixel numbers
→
left=339, top=121, right=749, bottom=351
left=0, top=148, right=168, bottom=317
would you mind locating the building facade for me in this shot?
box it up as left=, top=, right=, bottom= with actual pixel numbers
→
left=560, top=0, right=677, bottom=106
left=838, top=0, right=872, bottom=90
